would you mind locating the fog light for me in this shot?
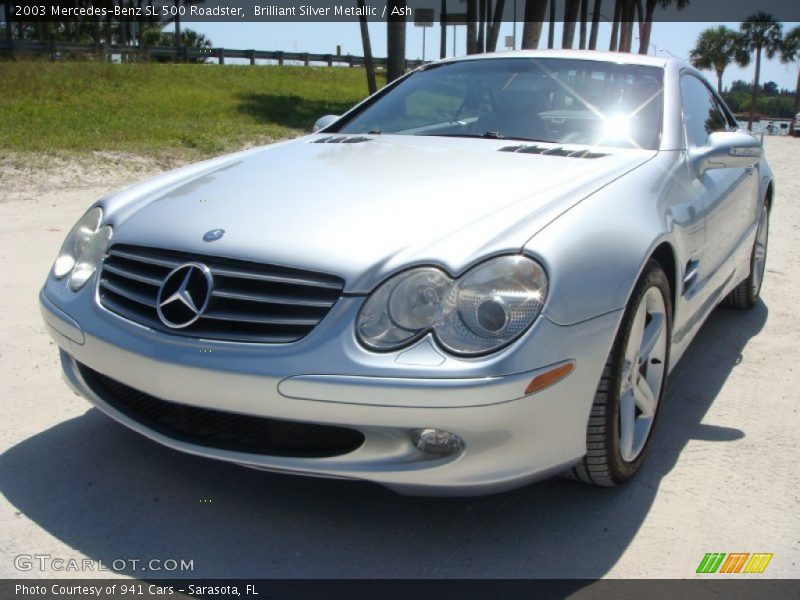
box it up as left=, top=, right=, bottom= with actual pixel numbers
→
left=411, top=428, right=464, bottom=456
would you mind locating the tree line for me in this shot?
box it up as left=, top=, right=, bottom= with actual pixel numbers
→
left=4, top=1, right=798, bottom=130
left=374, top=3, right=799, bottom=133
left=1, top=1, right=212, bottom=61
left=378, top=0, right=690, bottom=86
left=688, top=15, right=799, bottom=131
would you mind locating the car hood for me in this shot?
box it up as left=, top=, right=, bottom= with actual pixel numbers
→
left=105, top=134, right=656, bottom=292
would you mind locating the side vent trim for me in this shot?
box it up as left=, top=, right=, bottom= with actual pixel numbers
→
left=499, top=144, right=608, bottom=159
left=312, top=135, right=373, bottom=144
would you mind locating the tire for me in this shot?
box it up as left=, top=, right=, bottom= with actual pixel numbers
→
left=571, top=260, right=672, bottom=486
left=724, top=203, right=769, bottom=309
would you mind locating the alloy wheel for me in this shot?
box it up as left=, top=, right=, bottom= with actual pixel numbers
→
left=618, top=286, right=668, bottom=462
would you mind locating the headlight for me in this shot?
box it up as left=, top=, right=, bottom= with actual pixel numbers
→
left=357, top=256, right=548, bottom=356
left=52, top=207, right=113, bottom=291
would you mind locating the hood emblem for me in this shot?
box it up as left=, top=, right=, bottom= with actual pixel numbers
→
left=203, top=228, right=225, bottom=242
left=156, top=263, right=213, bottom=329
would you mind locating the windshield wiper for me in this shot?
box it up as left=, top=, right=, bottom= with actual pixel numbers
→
left=415, top=131, right=506, bottom=139
left=414, top=132, right=554, bottom=143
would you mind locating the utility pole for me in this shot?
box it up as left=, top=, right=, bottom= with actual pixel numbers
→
left=440, top=0, right=447, bottom=58
left=512, top=0, right=517, bottom=49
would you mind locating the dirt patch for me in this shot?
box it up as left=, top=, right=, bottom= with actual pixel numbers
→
left=0, top=136, right=797, bottom=578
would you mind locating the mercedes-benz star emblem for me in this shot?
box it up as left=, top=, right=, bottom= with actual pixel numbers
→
left=156, top=263, right=213, bottom=329
left=203, top=228, right=225, bottom=242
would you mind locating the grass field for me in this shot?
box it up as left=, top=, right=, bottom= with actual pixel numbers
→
left=0, top=61, right=381, bottom=157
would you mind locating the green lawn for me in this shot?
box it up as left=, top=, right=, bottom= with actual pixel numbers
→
left=0, top=61, right=380, bottom=157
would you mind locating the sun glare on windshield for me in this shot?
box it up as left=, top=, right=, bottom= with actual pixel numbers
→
left=336, top=58, right=664, bottom=150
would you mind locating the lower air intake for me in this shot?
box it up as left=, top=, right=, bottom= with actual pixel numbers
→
left=79, top=364, right=365, bottom=458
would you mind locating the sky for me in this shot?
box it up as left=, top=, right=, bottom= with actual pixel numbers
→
left=186, top=20, right=800, bottom=92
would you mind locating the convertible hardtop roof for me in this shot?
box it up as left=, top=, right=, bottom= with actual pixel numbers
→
left=433, top=49, right=675, bottom=69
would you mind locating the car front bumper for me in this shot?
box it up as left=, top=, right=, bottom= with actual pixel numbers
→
left=40, top=284, right=622, bottom=496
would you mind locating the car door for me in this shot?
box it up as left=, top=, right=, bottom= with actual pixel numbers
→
left=680, top=73, right=757, bottom=288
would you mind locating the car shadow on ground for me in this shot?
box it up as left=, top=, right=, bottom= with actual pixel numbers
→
left=236, top=93, right=354, bottom=131
left=0, top=302, right=767, bottom=579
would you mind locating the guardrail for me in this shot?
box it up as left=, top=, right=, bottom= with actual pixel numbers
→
left=0, top=40, right=427, bottom=69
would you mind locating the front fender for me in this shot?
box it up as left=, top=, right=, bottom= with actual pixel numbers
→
left=527, top=153, right=689, bottom=326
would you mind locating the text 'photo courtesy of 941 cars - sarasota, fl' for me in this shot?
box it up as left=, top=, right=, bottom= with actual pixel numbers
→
left=40, top=50, right=773, bottom=496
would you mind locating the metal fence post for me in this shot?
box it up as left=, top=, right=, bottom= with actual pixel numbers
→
left=217, top=47, right=224, bottom=65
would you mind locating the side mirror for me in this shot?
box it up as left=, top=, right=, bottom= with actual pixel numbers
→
left=690, top=130, right=762, bottom=175
left=312, top=114, right=341, bottom=133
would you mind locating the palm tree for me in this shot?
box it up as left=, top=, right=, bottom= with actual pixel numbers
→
left=740, top=12, right=783, bottom=130
left=690, top=26, right=749, bottom=94
left=562, top=0, right=580, bottom=49
left=781, top=25, right=800, bottom=135
left=357, top=0, right=376, bottom=94
left=609, top=0, right=621, bottom=51
left=487, top=0, right=506, bottom=52
left=466, top=0, right=478, bottom=54
left=638, top=0, right=687, bottom=55
left=142, top=27, right=212, bottom=63
left=4, top=1, right=13, bottom=46
left=578, top=0, right=588, bottom=49
left=173, top=0, right=181, bottom=47
left=439, top=0, right=447, bottom=59
left=477, top=0, right=486, bottom=52
left=588, top=0, right=602, bottom=50
left=169, top=0, right=204, bottom=60
left=617, top=0, right=635, bottom=53
left=386, top=0, right=406, bottom=83
left=521, top=0, right=548, bottom=50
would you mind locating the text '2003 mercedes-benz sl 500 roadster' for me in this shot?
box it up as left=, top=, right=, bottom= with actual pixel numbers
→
left=41, top=50, right=773, bottom=495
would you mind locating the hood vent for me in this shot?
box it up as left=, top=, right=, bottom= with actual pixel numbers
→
left=499, top=145, right=608, bottom=159
left=312, top=135, right=373, bottom=144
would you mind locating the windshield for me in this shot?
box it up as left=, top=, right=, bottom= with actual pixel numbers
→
left=335, top=58, right=664, bottom=150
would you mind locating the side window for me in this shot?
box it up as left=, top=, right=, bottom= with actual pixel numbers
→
left=680, top=74, right=730, bottom=147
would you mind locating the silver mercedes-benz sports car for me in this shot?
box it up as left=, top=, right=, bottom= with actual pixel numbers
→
left=40, top=50, right=773, bottom=495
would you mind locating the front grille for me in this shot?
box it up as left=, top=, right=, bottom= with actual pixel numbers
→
left=98, top=244, right=344, bottom=344
left=80, top=364, right=365, bottom=458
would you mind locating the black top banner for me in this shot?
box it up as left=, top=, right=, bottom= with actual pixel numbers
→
left=5, top=0, right=800, bottom=23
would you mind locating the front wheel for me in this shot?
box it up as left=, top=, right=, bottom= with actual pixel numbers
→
left=571, top=260, right=672, bottom=486
left=724, top=203, right=769, bottom=309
